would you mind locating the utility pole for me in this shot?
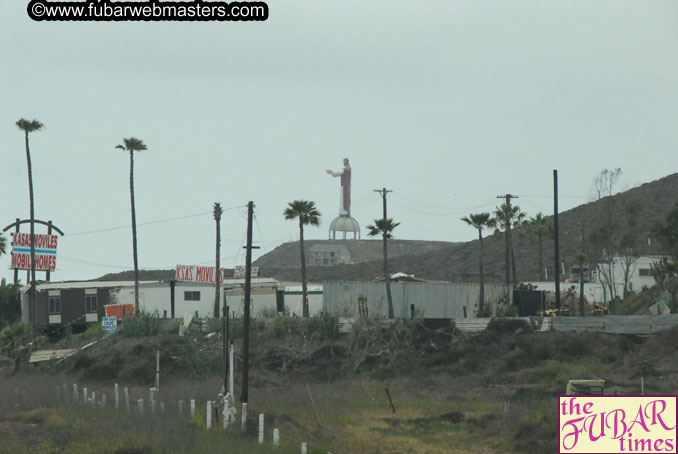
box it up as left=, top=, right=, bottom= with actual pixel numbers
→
left=241, top=201, right=258, bottom=404
left=553, top=171, right=561, bottom=311
left=373, top=188, right=392, bottom=219
left=496, top=193, right=519, bottom=286
left=213, top=202, right=223, bottom=318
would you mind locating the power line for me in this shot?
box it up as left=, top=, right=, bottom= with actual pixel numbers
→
left=65, top=205, right=244, bottom=237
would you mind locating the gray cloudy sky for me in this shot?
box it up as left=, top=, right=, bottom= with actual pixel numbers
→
left=2, top=0, right=677, bottom=283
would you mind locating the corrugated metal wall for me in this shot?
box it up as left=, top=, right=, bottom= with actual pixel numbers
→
left=323, top=281, right=512, bottom=318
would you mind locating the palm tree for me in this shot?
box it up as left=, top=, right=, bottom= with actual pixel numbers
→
left=116, top=137, right=147, bottom=316
left=17, top=118, right=43, bottom=330
left=0, top=322, right=32, bottom=374
left=0, top=233, right=7, bottom=256
left=495, top=203, right=526, bottom=287
left=284, top=200, right=321, bottom=318
left=213, top=202, right=223, bottom=318
left=525, top=213, right=551, bottom=280
left=367, top=218, right=400, bottom=319
left=462, top=213, right=496, bottom=315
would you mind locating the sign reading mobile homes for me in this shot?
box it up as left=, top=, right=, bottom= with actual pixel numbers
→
left=10, top=233, right=58, bottom=271
left=175, top=265, right=227, bottom=284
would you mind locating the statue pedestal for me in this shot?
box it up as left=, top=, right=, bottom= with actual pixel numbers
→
left=329, top=215, right=360, bottom=240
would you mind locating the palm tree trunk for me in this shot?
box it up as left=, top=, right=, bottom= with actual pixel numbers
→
left=478, top=229, right=485, bottom=315
left=299, top=219, right=309, bottom=317
left=24, top=130, right=37, bottom=330
left=129, top=151, right=140, bottom=316
left=383, top=234, right=394, bottom=318
left=538, top=232, right=543, bottom=280
left=509, top=227, right=517, bottom=286
left=214, top=216, right=221, bottom=318
left=504, top=227, right=510, bottom=285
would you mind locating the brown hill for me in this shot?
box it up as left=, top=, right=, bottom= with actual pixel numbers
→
left=98, top=172, right=678, bottom=285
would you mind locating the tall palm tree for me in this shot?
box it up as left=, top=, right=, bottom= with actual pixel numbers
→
left=213, top=202, right=223, bottom=318
left=16, top=118, right=43, bottom=330
left=115, top=137, right=147, bottom=316
left=462, top=213, right=496, bottom=315
left=284, top=200, right=321, bottom=318
left=495, top=203, right=526, bottom=287
left=525, top=213, right=551, bottom=280
left=367, top=218, right=400, bottom=319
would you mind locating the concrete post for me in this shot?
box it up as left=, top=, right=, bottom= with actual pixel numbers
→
left=83, top=387, right=87, bottom=404
left=190, top=399, right=196, bottom=418
left=273, top=428, right=280, bottom=447
left=178, top=400, right=184, bottom=415
left=241, top=402, right=248, bottom=432
left=124, top=387, right=130, bottom=413
left=114, top=383, right=119, bottom=410
left=91, top=391, right=96, bottom=407
left=258, top=414, right=264, bottom=444
left=301, top=442, right=307, bottom=454
left=73, top=383, right=78, bottom=400
left=206, top=401, right=212, bottom=429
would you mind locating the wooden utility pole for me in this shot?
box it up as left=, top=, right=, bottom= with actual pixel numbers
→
left=213, top=203, right=223, bottom=318
left=553, top=170, right=561, bottom=311
left=496, top=194, right=519, bottom=286
left=373, top=188, right=392, bottom=219
left=241, top=201, right=255, bottom=404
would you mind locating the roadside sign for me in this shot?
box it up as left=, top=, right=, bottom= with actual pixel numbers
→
left=102, top=316, right=118, bottom=333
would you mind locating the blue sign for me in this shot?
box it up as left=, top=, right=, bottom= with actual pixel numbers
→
left=102, top=316, right=118, bottom=333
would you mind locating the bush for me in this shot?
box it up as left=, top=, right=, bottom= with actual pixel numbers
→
left=81, top=324, right=104, bottom=341
left=301, top=310, right=339, bottom=341
left=122, top=312, right=161, bottom=337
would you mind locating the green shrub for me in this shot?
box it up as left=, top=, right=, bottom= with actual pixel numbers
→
left=301, top=310, right=339, bottom=341
left=121, top=312, right=161, bottom=337
left=81, top=324, right=104, bottom=341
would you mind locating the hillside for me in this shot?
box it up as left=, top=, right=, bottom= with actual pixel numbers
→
left=258, top=172, right=678, bottom=283
left=99, top=172, right=678, bottom=284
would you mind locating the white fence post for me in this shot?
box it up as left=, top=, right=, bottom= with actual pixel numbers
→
left=190, top=399, right=196, bottom=418
left=124, top=387, right=130, bottom=413
left=301, top=442, right=307, bottom=454
left=90, top=391, right=96, bottom=407
left=83, top=387, right=88, bottom=404
left=114, top=383, right=119, bottom=410
left=206, top=401, right=212, bottom=429
left=273, top=428, right=280, bottom=447
left=241, top=403, right=248, bottom=432
left=258, top=414, right=264, bottom=444
left=73, top=383, right=78, bottom=400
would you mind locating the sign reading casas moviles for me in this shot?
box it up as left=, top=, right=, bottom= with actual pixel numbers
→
left=10, top=232, right=58, bottom=271
left=175, top=264, right=227, bottom=284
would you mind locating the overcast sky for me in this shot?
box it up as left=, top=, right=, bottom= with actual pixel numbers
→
left=2, top=0, right=677, bottom=283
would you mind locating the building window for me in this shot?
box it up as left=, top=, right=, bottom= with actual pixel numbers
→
left=323, top=258, right=329, bottom=265
left=315, top=259, right=321, bottom=265
left=330, top=251, right=336, bottom=257
left=184, top=291, right=200, bottom=301
left=49, top=297, right=61, bottom=314
left=639, top=268, right=653, bottom=277
left=86, top=295, right=98, bottom=312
